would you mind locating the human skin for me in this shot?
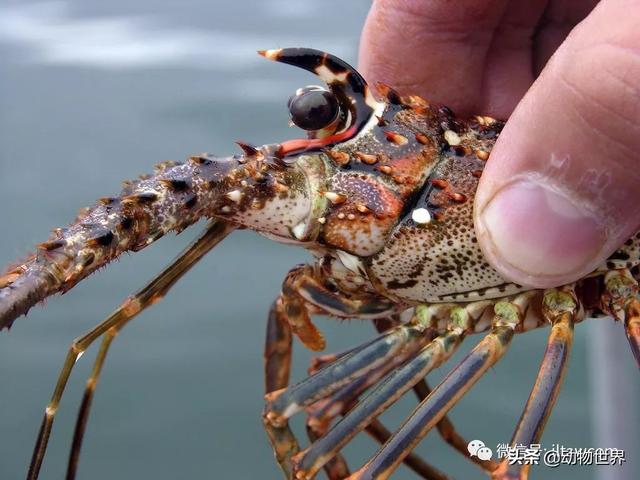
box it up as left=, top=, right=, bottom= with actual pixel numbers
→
left=359, top=0, right=640, bottom=288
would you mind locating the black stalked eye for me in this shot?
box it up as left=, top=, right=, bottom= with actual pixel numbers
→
left=288, top=86, right=339, bottom=131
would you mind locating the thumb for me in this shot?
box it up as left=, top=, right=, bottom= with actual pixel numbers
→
left=474, top=0, right=640, bottom=289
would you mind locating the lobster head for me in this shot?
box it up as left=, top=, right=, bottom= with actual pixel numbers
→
left=214, top=48, right=445, bottom=255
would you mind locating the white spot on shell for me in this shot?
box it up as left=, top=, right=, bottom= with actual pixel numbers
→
left=411, top=208, right=431, bottom=225
left=292, top=222, right=306, bottom=240
left=225, top=190, right=243, bottom=203
left=324, top=191, right=345, bottom=204
left=444, top=130, right=461, bottom=146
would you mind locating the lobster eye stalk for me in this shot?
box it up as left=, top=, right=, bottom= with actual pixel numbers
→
left=259, top=48, right=384, bottom=157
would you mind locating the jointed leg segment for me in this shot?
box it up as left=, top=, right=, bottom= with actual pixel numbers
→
left=376, top=313, right=499, bottom=474
left=303, top=319, right=441, bottom=480
left=411, top=379, right=498, bottom=474
left=601, top=269, right=640, bottom=368
left=263, top=317, right=433, bottom=475
left=293, top=313, right=466, bottom=478
left=27, top=221, right=233, bottom=480
left=625, top=297, right=640, bottom=368
left=348, top=298, right=526, bottom=479
left=492, top=287, right=577, bottom=480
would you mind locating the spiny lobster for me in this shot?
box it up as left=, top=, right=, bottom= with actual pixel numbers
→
left=1, top=48, right=639, bottom=480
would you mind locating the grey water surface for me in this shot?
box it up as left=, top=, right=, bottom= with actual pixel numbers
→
left=0, top=1, right=638, bottom=479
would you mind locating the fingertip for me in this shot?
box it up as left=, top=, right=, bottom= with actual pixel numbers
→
left=475, top=177, right=608, bottom=288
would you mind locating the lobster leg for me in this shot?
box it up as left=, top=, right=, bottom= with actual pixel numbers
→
left=263, top=317, right=435, bottom=472
left=625, top=297, right=640, bottom=368
left=264, top=265, right=386, bottom=477
left=27, top=221, right=233, bottom=480
left=265, top=293, right=351, bottom=480
left=306, top=318, right=446, bottom=480
left=263, top=320, right=432, bottom=477
left=306, top=404, right=445, bottom=480
left=265, top=298, right=294, bottom=394
left=305, top=420, right=351, bottom=480
left=292, top=320, right=467, bottom=479
left=363, top=420, right=448, bottom=480
left=305, top=344, right=388, bottom=480
left=293, top=302, right=498, bottom=478
left=346, top=297, right=526, bottom=480
left=263, top=267, right=433, bottom=477
left=304, top=375, right=446, bottom=480
left=492, top=287, right=577, bottom=480
left=279, top=264, right=397, bottom=351
left=66, top=330, right=115, bottom=480
left=411, top=380, right=498, bottom=474
left=600, top=269, right=640, bottom=369
left=304, top=320, right=442, bottom=480
left=374, top=318, right=498, bottom=474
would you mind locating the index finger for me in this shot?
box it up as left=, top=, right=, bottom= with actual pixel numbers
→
left=358, top=0, right=510, bottom=113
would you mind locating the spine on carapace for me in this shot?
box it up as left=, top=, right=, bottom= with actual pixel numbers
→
left=0, top=154, right=238, bottom=330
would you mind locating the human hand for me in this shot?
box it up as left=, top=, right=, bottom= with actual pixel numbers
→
left=359, top=0, right=640, bottom=288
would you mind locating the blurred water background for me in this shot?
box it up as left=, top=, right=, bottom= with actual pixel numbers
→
left=0, top=1, right=638, bottom=479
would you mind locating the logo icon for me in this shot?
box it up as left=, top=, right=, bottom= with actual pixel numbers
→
left=468, top=439, right=493, bottom=461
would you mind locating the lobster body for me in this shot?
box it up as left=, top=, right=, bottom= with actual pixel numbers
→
left=312, top=97, right=519, bottom=305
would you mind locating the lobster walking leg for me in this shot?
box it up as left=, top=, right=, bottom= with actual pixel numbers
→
left=263, top=274, right=435, bottom=476
left=263, top=321, right=432, bottom=475
left=66, top=332, right=115, bottom=480
left=304, top=375, right=446, bottom=480
left=264, top=295, right=314, bottom=479
left=27, top=221, right=233, bottom=480
left=279, top=264, right=397, bottom=351
left=492, top=287, right=577, bottom=480
left=305, top=347, right=386, bottom=480
left=264, top=270, right=409, bottom=479
left=375, top=318, right=498, bottom=474
left=625, top=298, right=640, bottom=368
left=265, top=292, right=351, bottom=480
left=303, top=319, right=442, bottom=480
left=347, top=298, right=526, bottom=480
left=411, top=380, right=498, bottom=474
left=306, top=401, right=443, bottom=480
left=363, top=420, right=448, bottom=480
left=265, top=266, right=391, bottom=479
left=305, top=419, right=351, bottom=480
left=600, top=269, right=640, bottom=369
left=294, top=300, right=501, bottom=478
left=292, top=310, right=469, bottom=479
left=265, top=298, right=294, bottom=394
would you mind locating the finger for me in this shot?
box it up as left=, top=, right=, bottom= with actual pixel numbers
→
left=475, top=0, right=640, bottom=288
left=533, top=0, right=600, bottom=73
left=358, top=0, right=510, bottom=114
left=481, top=0, right=549, bottom=116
